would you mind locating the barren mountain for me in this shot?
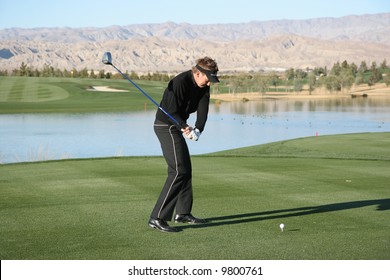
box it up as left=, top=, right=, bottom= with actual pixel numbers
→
left=1, top=13, right=389, bottom=73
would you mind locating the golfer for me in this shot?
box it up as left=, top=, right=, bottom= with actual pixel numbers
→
left=148, top=57, right=219, bottom=233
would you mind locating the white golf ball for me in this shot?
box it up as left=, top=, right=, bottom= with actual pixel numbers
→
left=280, top=223, right=285, bottom=231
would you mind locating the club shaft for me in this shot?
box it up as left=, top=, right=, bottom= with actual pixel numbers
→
left=110, top=64, right=182, bottom=128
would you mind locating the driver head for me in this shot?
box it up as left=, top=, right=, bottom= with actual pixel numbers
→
left=102, top=52, right=112, bottom=65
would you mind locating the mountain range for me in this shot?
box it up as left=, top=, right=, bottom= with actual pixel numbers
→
left=1, top=13, right=389, bottom=73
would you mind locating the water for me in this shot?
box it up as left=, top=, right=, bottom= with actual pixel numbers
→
left=1, top=97, right=389, bottom=164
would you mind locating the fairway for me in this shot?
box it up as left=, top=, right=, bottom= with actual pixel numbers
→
left=0, top=76, right=70, bottom=102
left=0, top=76, right=166, bottom=113
left=0, top=133, right=389, bottom=259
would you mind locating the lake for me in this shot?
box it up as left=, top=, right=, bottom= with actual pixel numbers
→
left=1, top=97, right=389, bottom=164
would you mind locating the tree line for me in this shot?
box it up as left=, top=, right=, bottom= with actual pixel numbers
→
left=224, top=59, right=390, bottom=94
left=0, top=63, right=174, bottom=82
left=1, top=59, right=389, bottom=94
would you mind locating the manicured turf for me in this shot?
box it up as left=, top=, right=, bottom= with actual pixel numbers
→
left=0, top=133, right=389, bottom=259
left=0, top=76, right=166, bottom=113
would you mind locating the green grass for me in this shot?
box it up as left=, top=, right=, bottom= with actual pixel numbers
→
left=0, top=76, right=167, bottom=113
left=0, top=132, right=389, bottom=260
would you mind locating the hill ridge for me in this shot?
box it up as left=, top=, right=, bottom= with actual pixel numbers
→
left=1, top=13, right=389, bottom=72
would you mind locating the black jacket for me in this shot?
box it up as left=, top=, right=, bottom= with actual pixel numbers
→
left=155, top=70, right=210, bottom=132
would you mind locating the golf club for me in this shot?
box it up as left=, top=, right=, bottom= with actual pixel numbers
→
left=102, top=52, right=182, bottom=128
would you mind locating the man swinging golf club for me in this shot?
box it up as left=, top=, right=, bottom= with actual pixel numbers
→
left=148, top=57, right=220, bottom=233
left=101, top=52, right=219, bottom=233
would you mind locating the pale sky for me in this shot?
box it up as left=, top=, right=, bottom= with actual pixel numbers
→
left=0, top=0, right=389, bottom=29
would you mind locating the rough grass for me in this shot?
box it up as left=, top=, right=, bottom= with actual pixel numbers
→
left=0, top=133, right=389, bottom=260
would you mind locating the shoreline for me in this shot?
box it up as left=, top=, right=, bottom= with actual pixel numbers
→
left=211, top=83, right=390, bottom=101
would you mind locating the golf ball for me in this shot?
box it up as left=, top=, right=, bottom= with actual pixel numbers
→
left=280, top=223, right=285, bottom=231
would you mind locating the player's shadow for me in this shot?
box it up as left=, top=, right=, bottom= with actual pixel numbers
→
left=176, top=198, right=390, bottom=230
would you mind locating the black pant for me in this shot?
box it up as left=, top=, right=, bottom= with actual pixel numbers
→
left=151, top=121, right=193, bottom=221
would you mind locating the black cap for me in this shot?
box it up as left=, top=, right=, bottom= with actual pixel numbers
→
left=196, top=64, right=219, bottom=83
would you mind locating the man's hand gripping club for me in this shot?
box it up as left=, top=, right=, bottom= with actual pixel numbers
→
left=182, top=126, right=201, bottom=141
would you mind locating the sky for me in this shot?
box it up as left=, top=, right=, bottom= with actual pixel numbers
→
left=0, top=0, right=389, bottom=29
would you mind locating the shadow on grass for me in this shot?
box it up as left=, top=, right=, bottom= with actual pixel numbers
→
left=176, top=198, right=390, bottom=230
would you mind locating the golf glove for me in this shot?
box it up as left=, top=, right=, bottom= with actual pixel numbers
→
left=183, top=131, right=192, bottom=140
left=189, top=128, right=201, bottom=141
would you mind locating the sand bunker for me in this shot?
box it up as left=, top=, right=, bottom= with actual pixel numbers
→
left=89, top=86, right=128, bottom=92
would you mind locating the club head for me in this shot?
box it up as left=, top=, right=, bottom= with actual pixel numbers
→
left=102, top=52, right=112, bottom=65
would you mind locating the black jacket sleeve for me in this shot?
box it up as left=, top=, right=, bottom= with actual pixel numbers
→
left=161, top=80, right=189, bottom=129
left=195, top=91, right=210, bottom=132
